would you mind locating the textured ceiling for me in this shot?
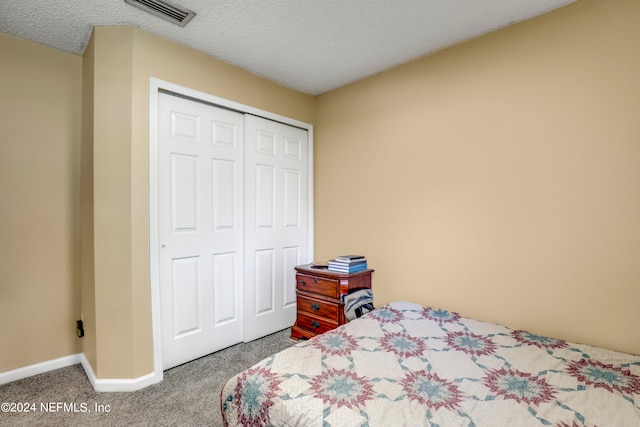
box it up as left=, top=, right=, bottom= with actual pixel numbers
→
left=1, top=0, right=575, bottom=95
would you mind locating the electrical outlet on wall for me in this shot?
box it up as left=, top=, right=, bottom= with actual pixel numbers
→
left=76, top=320, right=84, bottom=338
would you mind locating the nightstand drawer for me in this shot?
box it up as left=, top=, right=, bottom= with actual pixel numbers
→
left=296, top=274, right=338, bottom=298
left=297, top=295, right=339, bottom=321
left=296, top=312, right=338, bottom=335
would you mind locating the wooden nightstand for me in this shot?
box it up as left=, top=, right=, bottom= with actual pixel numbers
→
left=291, top=263, right=373, bottom=340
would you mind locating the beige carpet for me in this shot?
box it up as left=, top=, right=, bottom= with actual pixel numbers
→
left=0, top=329, right=295, bottom=426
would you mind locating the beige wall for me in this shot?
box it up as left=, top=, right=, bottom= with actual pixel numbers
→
left=89, top=26, right=138, bottom=378
left=0, top=33, right=82, bottom=371
left=80, top=31, right=97, bottom=373
left=127, top=27, right=316, bottom=375
left=81, top=26, right=316, bottom=378
left=2, top=24, right=315, bottom=379
left=316, top=0, right=640, bottom=355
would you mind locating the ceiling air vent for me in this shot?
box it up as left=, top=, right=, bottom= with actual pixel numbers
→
left=124, top=0, right=196, bottom=27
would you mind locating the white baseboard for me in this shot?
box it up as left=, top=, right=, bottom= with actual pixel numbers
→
left=0, top=354, right=82, bottom=385
left=0, top=354, right=163, bottom=392
left=79, top=353, right=163, bottom=392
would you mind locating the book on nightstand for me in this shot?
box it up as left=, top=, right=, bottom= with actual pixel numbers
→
left=328, top=255, right=368, bottom=273
left=335, top=255, right=366, bottom=262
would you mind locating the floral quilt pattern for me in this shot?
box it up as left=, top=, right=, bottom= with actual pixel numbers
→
left=221, top=302, right=640, bottom=426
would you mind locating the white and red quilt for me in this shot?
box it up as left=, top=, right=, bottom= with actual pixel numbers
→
left=221, top=301, right=640, bottom=426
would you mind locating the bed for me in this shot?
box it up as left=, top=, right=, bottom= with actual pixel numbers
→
left=220, top=301, right=640, bottom=426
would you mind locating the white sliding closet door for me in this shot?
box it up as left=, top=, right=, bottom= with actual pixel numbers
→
left=158, top=93, right=244, bottom=369
left=243, top=115, right=309, bottom=341
left=156, top=91, right=310, bottom=369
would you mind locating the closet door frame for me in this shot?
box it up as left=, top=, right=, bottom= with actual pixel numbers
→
left=148, top=78, right=314, bottom=382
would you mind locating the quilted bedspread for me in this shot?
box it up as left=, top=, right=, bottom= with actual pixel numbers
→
left=220, top=301, right=640, bottom=426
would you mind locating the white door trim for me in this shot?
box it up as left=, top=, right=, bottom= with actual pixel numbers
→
left=148, top=77, right=314, bottom=381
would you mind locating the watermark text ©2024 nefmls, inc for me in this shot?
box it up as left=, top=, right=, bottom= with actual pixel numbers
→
left=1, top=401, right=111, bottom=413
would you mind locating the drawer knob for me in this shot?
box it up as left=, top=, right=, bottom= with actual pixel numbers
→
left=311, top=303, right=320, bottom=311
left=311, top=320, right=320, bottom=329
left=301, top=281, right=306, bottom=286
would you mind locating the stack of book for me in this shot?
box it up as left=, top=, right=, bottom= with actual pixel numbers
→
left=328, top=255, right=368, bottom=273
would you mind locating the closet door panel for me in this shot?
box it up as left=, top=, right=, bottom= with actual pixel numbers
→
left=157, top=91, right=311, bottom=365
left=244, top=115, right=309, bottom=340
left=158, top=93, right=243, bottom=369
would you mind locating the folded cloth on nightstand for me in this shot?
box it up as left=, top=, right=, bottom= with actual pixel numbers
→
left=344, top=288, right=374, bottom=321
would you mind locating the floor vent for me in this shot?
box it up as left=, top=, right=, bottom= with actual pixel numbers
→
left=124, top=0, right=196, bottom=27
